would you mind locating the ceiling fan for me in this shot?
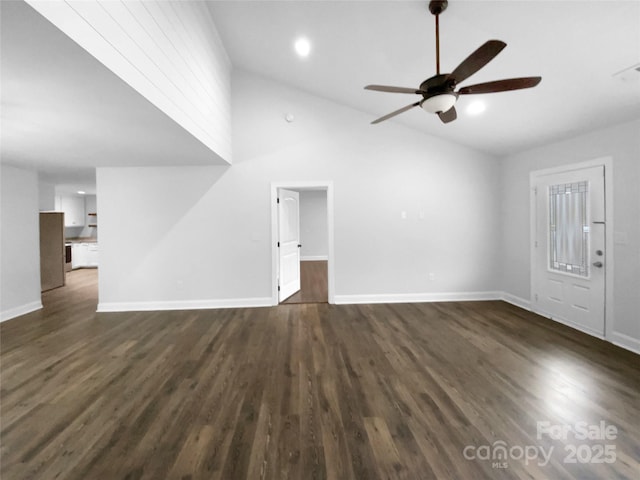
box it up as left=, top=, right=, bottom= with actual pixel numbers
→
left=365, top=0, right=541, bottom=124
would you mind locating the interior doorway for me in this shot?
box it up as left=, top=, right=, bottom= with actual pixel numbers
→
left=530, top=157, right=614, bottom=339
left=271, top=181, right=334, bottom=305
left=281, top=260, right=328, bottom=304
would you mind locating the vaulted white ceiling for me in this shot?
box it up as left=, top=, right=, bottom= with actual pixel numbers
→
left=208, top=0, right=640, bottom=155
left=0, top=0, right=225, bottom=188
left=1, top=0, right=639, bottom=192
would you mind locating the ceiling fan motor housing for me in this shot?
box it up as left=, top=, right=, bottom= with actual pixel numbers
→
left=420, top=74, right=456, bottom=94
left=419, top=74, right=458, bottom=113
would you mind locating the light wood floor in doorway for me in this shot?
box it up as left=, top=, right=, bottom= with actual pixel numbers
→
left=282, top=260, right=328, bottom=304
left=1, top=269, right=639, bottom=480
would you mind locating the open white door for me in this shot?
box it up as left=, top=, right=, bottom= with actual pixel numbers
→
left=278, top=189, right=301, bottom=302
left=532, top=165, right=606, bottom=336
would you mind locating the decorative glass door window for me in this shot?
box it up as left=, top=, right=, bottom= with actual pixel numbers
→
left=548, top=181, right=589, bottom=276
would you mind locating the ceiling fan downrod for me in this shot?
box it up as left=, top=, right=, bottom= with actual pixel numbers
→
left=435, top=13, right=440, bottom=74
left=429, top=0, right=448, bottom=75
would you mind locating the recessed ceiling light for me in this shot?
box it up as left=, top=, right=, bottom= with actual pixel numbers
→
left=77, top=190, right=86, bottom=195
left=294, top=37, right=311, bottom=58
left=466, top=101, right=486, bottom=116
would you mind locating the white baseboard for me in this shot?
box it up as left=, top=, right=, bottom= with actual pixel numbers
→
left=301, top=255, right=328, bottom=261
left=534, top=309, right=606, bottom=339
left=97, top=297, right=272, bottom=313
left=609, top=332, right=640, bottom=355
left=0, top=300, right=43, bottom=322
left=63, top=292, right=640, bottom=356
left=500, top=292, right=531, bottom=311
left=334, top=291, right=502, bottom=305
left=499, top=298, right=638, bottom=351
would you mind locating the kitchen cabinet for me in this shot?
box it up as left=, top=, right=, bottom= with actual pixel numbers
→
left=87, top=243, right=99, bottom=267
left=72, top=243, right=87, bottom=268
left=72, top=243, right=98, bottom=268
left=56, top=195, right=85, bottom=227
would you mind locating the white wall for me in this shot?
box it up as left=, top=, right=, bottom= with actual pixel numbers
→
left=299, top=190, right=328, bottom=260
left=1, top=165, right=42, bottom=321
left=97, top=70, right=501, bottom=311
left=38, top=179, right=55, bottom=211
left=27, top=0, right=232, bottom=163
left=500, top=118, right=640, bottom=352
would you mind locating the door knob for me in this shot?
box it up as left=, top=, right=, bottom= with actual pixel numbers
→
left=592, top=261, right=603, bottom=268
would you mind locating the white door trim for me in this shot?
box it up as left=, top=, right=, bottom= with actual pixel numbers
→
left=529, top=156, right=614, bottom=340
left=271, top=181, right=335, bottom=305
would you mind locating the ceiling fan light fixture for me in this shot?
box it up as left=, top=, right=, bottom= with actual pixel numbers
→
left=421, top=94, right=457, bottom=114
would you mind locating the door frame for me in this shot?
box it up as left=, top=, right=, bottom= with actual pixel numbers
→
left=529, top=156, right=614, bottom=340
left=271, top=181, right=335, bottom=305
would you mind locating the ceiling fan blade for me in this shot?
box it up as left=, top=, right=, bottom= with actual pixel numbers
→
left=458, top=76, right=542, bottom=95
left=438, top=106, right=457, bottom=124
left=450, top=40, right=507, bottom=84
left=365, top=85, right=424, bottom=94
left=371, top=102, right=421, bottom=124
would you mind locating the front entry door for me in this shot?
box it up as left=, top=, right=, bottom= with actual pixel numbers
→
left=278, top=189, right=301, bottom=302
left=532, top=165, right=606, bottom=336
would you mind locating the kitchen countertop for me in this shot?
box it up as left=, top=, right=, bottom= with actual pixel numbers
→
left=66, top=237, right=98, bottom=244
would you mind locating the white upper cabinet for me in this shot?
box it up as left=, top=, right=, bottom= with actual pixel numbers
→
left=56, top=195, right=85, bottom=227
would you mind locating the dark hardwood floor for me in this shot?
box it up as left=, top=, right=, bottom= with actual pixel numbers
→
left=282, top=260, right=328, bottom=304
left=1, top=269, right=639, bottom=479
